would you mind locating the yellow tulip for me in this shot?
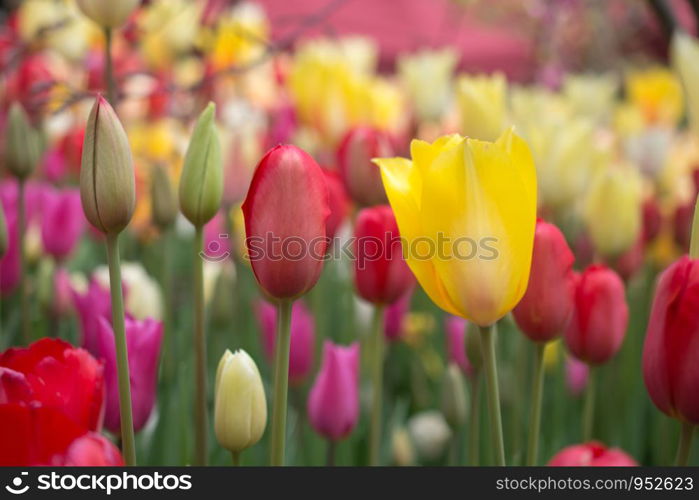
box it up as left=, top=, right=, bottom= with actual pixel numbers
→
left=373, top=128, right=537, bottom=326
left=672, top=32, right=699, bottom=134
left=562, top=74, right=618, bottom=125
left=214, top=349, right=267, bottom=454
left=398, top=48, right=457, bottom=122
left=456, top=73, right=507, bottom=142
left=583, top=163, right=643, bottom=258
left=624, top=67, right=683, bottom=127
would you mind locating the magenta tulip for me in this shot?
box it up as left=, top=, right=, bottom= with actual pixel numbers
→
left=384, top=288, right=412, bottom=341
left=254, top=299, right=315, bottom=386
left=97, top=317, right=163, bottom=433
left=548, top=442, right=637, bottom=466
left=565, top=356, right=589, bottom=397
left=41, top=188, right=85, bottom=261
left=444, top=315, right=472, bottom=376
left=242, top=144, right=330, bottom=300
left=307, top=341, right=360, bottom=441
left=72, top=279, right=116, bottom=355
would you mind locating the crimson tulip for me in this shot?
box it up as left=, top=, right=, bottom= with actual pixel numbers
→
left=321, top=168, right=350, bottom=241
left=0, top=338, right=105, bottom=431
left=564, top=265, right=628, bottom=365
left=353, top=205, right=414, bottom=305
left=643, top=256, right=699, bottom=424
left=243, top=144, right=330, bottom=300
left=548, top=442, right=637, bottom=466
left=513, top=220, right=575, bottom=342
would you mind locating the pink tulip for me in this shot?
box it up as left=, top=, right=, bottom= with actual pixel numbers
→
left=0, top=206, right=19, bottom=295
left=203, top=212, right=231, bottom=262
left=548, top=442, right=637, bottom=466
left=384, top=288, right=412, bottom=341
left=565, top=356, right=589, bottom=397
left=53, top=268, right=75, bottom=316
left=444, top=315, right=472, bottom=376
left=307, top=341, right=360, bottom=441
left=254, top=299, right=315, bottom=386
left=41, top=188, right=85, bottom=260
left=72, top=280, right=119, bottom=355
left=97, top=317, right=163, bottom=433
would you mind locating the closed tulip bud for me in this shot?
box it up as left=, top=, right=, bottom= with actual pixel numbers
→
left=5, top=102, right=42, bottom=180
left=643, top=256, right=699, bottom=424
left=179, top=102, right=223, bottom=227
left=583, top=165, right=642, bottom=258
left=548, top=442, right=637, bottom=466
left=353, top=205, right=414, bottom=305
left=80, top=96, right=135, bottom=235
left=337, top=127, right=393, bottom=207
left=440, top=364, right=468, bottom=429
left=150, top=164, right=178, bottom=230
left=456, top=73, right=507, bottom=142
left=564, top=265, right=628, bottom=365
left=76, top=0, right=139, bottom=29
left=513, top=220, right=575, bottom=342
left=214, top=349, right=267, bottom=453
left=374, top=129, right=537, bottom=326
left=242, top=144, right=329, bottom=300
left=0, top=203, right=7, bottom=259
left=307, top=341, right=360, bottom=441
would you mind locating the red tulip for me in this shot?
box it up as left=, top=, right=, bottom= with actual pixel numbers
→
left=321, top=168, right=350, bottom=241
left=337, top=127, right=394, bottom=207
left=353, top=205, right=414, bottom=305
left=643, top=256, right=699, bottom=424
left=674, top=202, right=694, bottom=252
left=254, top=299, right=315, bottom=386
left=0, top=338, right=105, bottom=431
left=548, top=442, right=637, bottom=466
left=564, top=265, right=628, bottom=365
left=642, top=196, right=662, bottom=243
left=613, top=234, right=645, bottom=282
left=0, top=404, right=122, bottom=466
left=307, top=341, right=360, bottom=441
left=242, top=145, right=330, bottom=300
left=513, top=220, right=575, bottom=342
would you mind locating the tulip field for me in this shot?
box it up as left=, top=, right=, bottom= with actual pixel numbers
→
left=2, top=0, right=699, bottom=470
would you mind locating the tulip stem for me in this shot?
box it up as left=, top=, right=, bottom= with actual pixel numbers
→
left=675, top=422, right=695, bottom=466
left=105, top=232, right=136, bottom=466
left=326, top=440, right=336, bottom=466
left=479, top=324, right=505, bottom=465
left=193, top=225, right=208, bottom=465
left=369, top=305, right=385, bottom=466
left=468, top=371, right=481, bottom=465
left=231, top=451, right=241, bottom=466
left=270, top=300, right=292, bottom=466
left=526, top=342, right=546, bottom=465
left=104, top=27, right=115, bottom=106
left=17, top=179, right=29, bottom=344
left=582, top=366, right=596, bottom=441
left=690, top=194, right=699, bottom=259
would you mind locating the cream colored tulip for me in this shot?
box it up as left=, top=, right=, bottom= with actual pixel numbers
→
left=398, top=49, right=457, bottom=122
left=456, top=73, right=507, bottom=141
left=672, top=32, right=699, bottom=134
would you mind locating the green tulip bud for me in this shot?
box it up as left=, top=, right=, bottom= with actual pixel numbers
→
left=76, top=0, right=140, bottom=29
left=0, top=202, right=7, bottom=259
left=150, top=164, right=178, bottom=229
left=179, top=102, right=223, bottom=227
left=80, top=95, right=136, bottom=235
left=4, top=102, right=42, bottom=180
left=440, top=363, right=468, bottom=429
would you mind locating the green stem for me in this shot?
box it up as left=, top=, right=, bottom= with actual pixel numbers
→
left=582, top=366, right=596, bottom=441
left=689, top=194, right=699, bottom=259
left=17, top=179, right=29, bottom=344
left=478, top=324, right=505, bottom=465
left=326, top=440, right=336, bottom=467
left=526, top=342, right=546, bottom=466
left=468, top=371, right=481, bottom=466
left=193, top=225, right=208, bottom=465
left=369, top=305, right=385, bottom=466
left=675, top=422, right=695, bottom=466
left=161, top=228, right=174, bottom=381
left=231, top=451, right=241, bottom=466
left=104, top=28, right=115, bottom=105
left=105, top=232, right=136, bottom=466
left=270, top=300, right=292, bottom=466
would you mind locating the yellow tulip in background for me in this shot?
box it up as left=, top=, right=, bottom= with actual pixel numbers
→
left=456, top=73, right=508, bottom=142
left=398, top=49, right=458, bottom=123
left=214, top=349, right=267, bottom=459
left=583, top=162, right=643, bottom=258
left=672, top=32, right=699, bottom=135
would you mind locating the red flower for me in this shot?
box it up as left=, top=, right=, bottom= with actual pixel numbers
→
left=0, top=338, right=105, bottom=431
left=643, top=256, right=699, bottom=424
left=243, top=144, right=330, bottom=300
left=548, top=442, right=637, bottom=466
left=564, top=265, right=628, bottom=365
left=353, top=205, right=414, bottom=305
left=321, top=168, right=350, bottom=241
left=513, top=220, right=575, bottom=342
left=0, top=404, right=122, bottom=466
